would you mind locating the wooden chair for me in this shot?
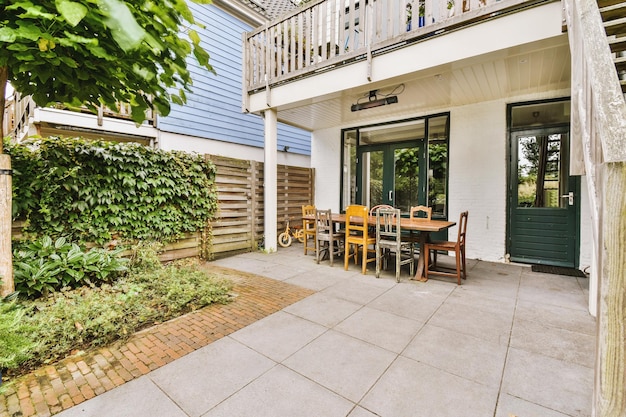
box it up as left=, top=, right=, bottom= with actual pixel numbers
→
left=407, top=205, right=432, bottom=250
left=302, top=204, right=316, bottom=255
left=424, top=211, right=469, bottom=285
left=369, top=204, right=394, bottom=217
left=315, top=209, right=344, bottom=266
left=344, top=205, right=376, bottom=274
left=375, top=207, right=414, bottom=282
left=409, top=205, right=432, bottom=221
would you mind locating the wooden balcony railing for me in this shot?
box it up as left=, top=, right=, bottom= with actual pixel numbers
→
left=9, top=92, right=155, bottom=141
left=243, top=0, right=551, bottom=93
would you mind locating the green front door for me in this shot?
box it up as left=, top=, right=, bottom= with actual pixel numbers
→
left=508, top=128, right=579, bottom=267
left=357, top=141, right=426, bottom=212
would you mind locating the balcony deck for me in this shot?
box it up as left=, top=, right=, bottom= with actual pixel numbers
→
left=243, top=0, right=555, bottom=94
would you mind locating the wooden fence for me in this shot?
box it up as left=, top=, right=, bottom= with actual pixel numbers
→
left=207, top=155, right=315, bottom=259
left=11, top=155, right=315, bottom=261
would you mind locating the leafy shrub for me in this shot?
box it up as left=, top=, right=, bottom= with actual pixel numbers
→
left=9, top=247, right=233, bottom=375
left=6, top=137, right=218, bottom=245
left=13, top=236, right=128, bottom=298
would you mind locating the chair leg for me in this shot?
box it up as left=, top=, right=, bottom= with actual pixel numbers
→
left=375, top=245, right=381, bottom=278
left=361, top=244, right=367, bottom=274
left=461, top=246, right=467, bottom=279
left=344, top=243, right=350, bottom=270
left=329, top=240, right=334, bottom=267
left=455, top=250, right=462, bottom=285
left=395, top=251, right=400, bottom=283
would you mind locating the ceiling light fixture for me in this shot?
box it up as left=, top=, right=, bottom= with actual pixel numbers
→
left=351, top=89, right=398, bottom=112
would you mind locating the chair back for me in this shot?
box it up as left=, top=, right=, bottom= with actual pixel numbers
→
left=302, top=204, right=316, bottom=229
left=457, top=211, right=469, bottom=247
left=376, top=208, right=402, bottom=246
left=345, top=205, right=369, bottom=237
left=315, top=209, right=333, bottom=235
left=369, top=204, right=394, bottom=217
left=409, top=205, right=432, bottom=220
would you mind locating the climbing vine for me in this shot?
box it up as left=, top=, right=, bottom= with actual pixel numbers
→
left=6, top=137, right=217, bottom=245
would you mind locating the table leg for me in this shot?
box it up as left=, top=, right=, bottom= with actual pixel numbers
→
left=413, top=232, right=430, bottom=282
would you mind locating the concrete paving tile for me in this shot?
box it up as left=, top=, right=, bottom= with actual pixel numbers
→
left=519, top=272, right=588, bottom=311
left=347, top=406, right=380, bottom=417
left=283, top=292, right=362, bottom=327
left=283, top=330, right=396, bottom=402
left=366, top=282, right=452, bottom=322
left=501, top=347, right=592, bottom=417
left=256, top=262, right=313, bottom=281
left=202, top=365, right=354, bottom=417
left=229, top=311, right=327, bottom=362
left=495, top=393, right=574, bottom=417
left=361, top=356, right=498, bottom=417
left=515, top=299, right=596, bottom=335
left=403, top=324, right=507, bottom=387
left=283, top=268, right=347, bottom=291
left=452, top=273, right=520, bottom=299
left=54, top=376, right=186, bottom=417
left=149, top=338, right=275, bottom=417
left=427, top=296, right=514, bottom=345
left=334, top=306, right=423, bottom=353
left=443, top=287, right=517, bottom=316
left=321, top=277, right=392, bottom=305
left=510, top=318, right=595, bottom=368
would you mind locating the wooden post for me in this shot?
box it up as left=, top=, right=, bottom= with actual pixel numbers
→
left=597, top=161, right=626, bottom=416
left=0, top=154, right=12, bottom=296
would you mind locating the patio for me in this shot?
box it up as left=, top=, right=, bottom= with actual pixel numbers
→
left=49, top=243, right=595, bottom=417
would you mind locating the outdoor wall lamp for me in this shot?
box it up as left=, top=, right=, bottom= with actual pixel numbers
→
left=351, top=89, right=399, bottom=112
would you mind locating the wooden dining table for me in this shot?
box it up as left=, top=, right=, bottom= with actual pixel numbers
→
left=303, top=213, right=456, bottom=281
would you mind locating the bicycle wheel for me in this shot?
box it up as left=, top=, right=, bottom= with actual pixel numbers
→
left=295, top=229, right=305, bottom=243
left=278, top=233, right=292, bottom=247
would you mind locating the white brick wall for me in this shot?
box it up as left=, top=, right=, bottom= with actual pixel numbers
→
left=309, top=98, right=593, bottom=266
left=448, top=100, right=508, bottom=262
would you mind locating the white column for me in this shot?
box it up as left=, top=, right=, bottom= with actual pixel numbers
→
left=263, top=109, right=278, bottom=252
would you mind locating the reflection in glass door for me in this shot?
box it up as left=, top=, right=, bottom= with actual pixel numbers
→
left=358, top=142, right=425, bottom=212
left=509, top=129, right=579, bottom=266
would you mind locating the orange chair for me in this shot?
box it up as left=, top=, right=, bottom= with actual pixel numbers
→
left=344, top=205, right=376, bottom=274
left=424, top=211, right=468, bottom=285
left=302, top=204, right=316, bottom=255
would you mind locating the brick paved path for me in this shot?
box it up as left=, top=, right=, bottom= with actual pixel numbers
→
left=0, top=265, right=315, bottom=417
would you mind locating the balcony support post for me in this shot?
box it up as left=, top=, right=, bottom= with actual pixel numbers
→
left=263, top=108, right=278, bottom=253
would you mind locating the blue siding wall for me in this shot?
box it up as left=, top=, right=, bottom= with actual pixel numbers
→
left=158, top=4, right=311, bottom=155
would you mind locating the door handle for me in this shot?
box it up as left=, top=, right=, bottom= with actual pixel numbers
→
left=388, top=190, right=393, bottom=202
left=561, top=192, right=574, bottom=205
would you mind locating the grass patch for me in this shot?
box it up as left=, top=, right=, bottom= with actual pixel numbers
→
left=0, top=245, right=233, bottom=389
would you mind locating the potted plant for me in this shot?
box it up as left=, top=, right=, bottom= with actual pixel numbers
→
left=447, top=0, right=455, bottom=17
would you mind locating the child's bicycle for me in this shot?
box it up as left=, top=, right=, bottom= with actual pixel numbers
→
left=278, top=218, right=305, bottom=247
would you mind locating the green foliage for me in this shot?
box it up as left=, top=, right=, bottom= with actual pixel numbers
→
left=9, top=247, right=232, bottom=375
left=0, top=298, right=36, bottom=371
left=0, top=0, right=214, bottom=124
left=7, top=137, right=218, bottom=245
left=13, top=236, right=128, bottom=298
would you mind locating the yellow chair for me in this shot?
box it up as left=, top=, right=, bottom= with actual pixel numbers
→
left=424, top=211, right=469, bottom=285
left=302, top=204, right=316, bottom=255
left=344, top=205, right=376, bottom=274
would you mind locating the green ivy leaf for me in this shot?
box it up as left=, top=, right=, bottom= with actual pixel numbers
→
left=55, top=0, right=88, bottom=27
